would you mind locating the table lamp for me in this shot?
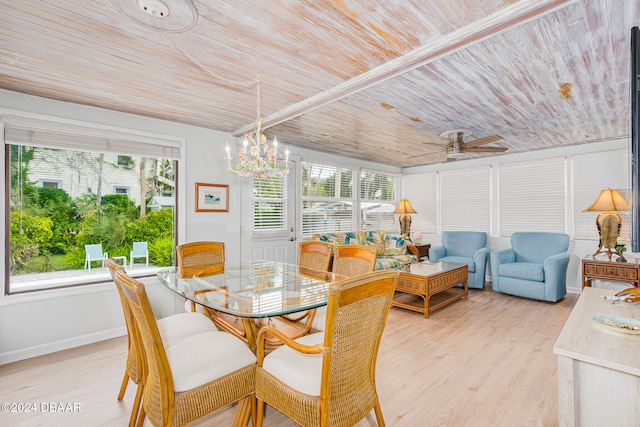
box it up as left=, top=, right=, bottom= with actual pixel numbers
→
left=394, top=199, right=417, bottom=241
left=583, top=188, right=629, bottom=260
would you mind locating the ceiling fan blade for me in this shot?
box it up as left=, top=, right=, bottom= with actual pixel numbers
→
left=466, top=146, right=508, bottom=153
left=462, top=135, right=503, bottom=149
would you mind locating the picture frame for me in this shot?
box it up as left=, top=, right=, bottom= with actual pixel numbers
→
left=195, top=182, right=229, bottom=212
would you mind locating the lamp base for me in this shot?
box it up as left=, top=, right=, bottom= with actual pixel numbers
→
left=592, top=213, right=622, bottom=261
left=399, top=214, right=412, bottom=242
left=592, top=249, right=621, bottom=261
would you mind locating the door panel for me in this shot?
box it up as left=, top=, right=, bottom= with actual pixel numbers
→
left=241, top=161, right=297, bottom=264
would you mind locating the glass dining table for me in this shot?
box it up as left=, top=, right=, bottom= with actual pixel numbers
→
left=157, top=260, right=341, bottom=351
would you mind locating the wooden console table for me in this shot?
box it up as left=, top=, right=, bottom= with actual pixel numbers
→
left=553, top=287, right=640, bottom=426
left=582, top=258, right=640, bottom=289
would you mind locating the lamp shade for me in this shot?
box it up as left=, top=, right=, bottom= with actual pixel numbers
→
left=394, top=199, right=417, bottom=214
left=584, top=189, right=629, bottom=213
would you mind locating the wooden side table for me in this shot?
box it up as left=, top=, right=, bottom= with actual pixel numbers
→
left=408, top=243, right=431, bottom=260
left=582, top=258, right=640, bottom=289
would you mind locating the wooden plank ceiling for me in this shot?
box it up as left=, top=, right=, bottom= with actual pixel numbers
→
left=0, top=0, right=638, bottom=167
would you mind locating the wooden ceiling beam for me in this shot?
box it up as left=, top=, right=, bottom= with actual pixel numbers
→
left=232, top=0, right=578, bottom=137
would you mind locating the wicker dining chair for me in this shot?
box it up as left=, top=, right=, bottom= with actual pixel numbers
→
left=176, top=241, right=251, bottom=342
left=114, top=269, right=256, bottom=427
left=105, top=258, right=142, bottom=427
left=308, top=244, right=377, bottom=332
left=107, top=259, right=221, bottom=427
left=298, top=241, right=334, bottom=272
left=254, top=269, right=399, bottom=427
left=176, top=241, right=224, bottom=279
left=332, top=244, right=377, bottom=277
left=277, top=241, right=334, bottom=333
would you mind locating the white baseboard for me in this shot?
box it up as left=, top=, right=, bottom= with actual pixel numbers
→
left=0, top=326, right=126, bottom=365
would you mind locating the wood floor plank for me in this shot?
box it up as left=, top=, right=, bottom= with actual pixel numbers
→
left=0, top=286, right=578, bottom=426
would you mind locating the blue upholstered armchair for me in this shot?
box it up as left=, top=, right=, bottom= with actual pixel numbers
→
left=429, top=231, right=489, bottom=289
left=490, top=232, right=570, bottom=302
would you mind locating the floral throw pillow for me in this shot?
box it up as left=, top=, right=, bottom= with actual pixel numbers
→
left=384, top=235, right=406, bottom=256
left=311, top=233, right=344, bottom=245
left=364, top=230, right=387, bottom=256
left=344, top=232, right=360, bottom=245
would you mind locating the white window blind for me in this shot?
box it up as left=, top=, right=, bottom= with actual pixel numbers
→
left=360, top=169, right=397, bottom=231
left=498, top=158, right=565, bottom=236
left=252, top=175, right=287, bottom=231
left=405, top=172, right=437, bottom=234
left=3, top=115, right=182, bottom=160
left=301, top=162, right=354, bottom=236
left=440, top=167, right=490, bottom=233
left=572, top=150, right=630, bottom=241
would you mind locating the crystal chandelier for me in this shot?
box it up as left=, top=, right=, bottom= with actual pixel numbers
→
left=129, top=0, right=290, bottom=179
left=224, top=79, right=290, bottom=178
left=225, top=117, right=289, bottom=178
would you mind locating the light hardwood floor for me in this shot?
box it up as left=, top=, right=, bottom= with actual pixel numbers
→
left=0, top=285, right=578, bottom=427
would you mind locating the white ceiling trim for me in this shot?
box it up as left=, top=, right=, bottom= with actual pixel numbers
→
left=232, top=0, right=579, bottom=136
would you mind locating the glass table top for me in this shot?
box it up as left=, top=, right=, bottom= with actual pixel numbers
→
left=405, top=260, right=468, bottom=277
left=157, top=260, right=340, bottom=318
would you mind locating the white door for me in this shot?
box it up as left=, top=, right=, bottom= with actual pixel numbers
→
left=240, top=160, right=298, bottom=264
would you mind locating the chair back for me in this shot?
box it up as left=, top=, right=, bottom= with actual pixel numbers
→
left=106, top=259, right=143, bottom=385
left=298, top=241, right=333, bottom=272
left=332, top=245, right=377, bottom=277
left=442, top=231, right=487, bottom=257
left=114, top=269, right=174, bottom=427
left=511, top=232, right=570, bottom=264
left=85, top=244, right=104, bottom=260
left=132, top=241, right=148, bottom=256
left=321, top=270, right=398, bottom=426
left=176, top=241, right=224, bottom=277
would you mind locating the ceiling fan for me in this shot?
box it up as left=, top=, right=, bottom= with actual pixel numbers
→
left=441, top=129, right=507, bottom=160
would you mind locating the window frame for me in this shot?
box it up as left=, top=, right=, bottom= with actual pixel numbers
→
left=359, top=168, right=399, bottom=232
left=37, top=178, right=62, bottom=189
left=2, top=113, right=184, bottom=295
left=113, top=185, right=131, bottom=196
left=301, top=161, right=356, bottom=238
left=497, top=157, right=566, bottom=236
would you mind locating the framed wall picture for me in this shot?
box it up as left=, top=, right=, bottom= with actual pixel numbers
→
left=195, top=183, right=229, bottom=212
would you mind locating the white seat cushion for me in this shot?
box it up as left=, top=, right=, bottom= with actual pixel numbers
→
left=157, top=312, right=216, bottom=347
left=184, top=299, right=206, bottom=314
left=167, top=331, right=256, bottom=392
left=262, top=332, right=325, bottom=396
left=310, top=306, right=327, bottom=332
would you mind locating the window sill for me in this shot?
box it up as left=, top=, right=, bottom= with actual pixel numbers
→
left=2, top=266, right=161, bottom=306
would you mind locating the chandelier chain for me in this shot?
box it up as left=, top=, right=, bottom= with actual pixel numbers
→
left=152, top=15, right=287, bottom=178
left=155, top=15, right=262, bottom=128
left=154, top=16, right=258, bottom=88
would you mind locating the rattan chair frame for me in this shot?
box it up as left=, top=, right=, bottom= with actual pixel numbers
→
left=331, top=244, right=377, bottom=278
left=176, top=241, right=225, bottom=278
left=176, top=241, right=250, bottom=344
left=278, top=241, right=334, bottom=329
left=106, top=258, right=143, bottom=427
left=298, top=241, right=333, bottom=272
left=255, top=270, right=398, bottom=427
left=114, top=269, right=255, bottom=427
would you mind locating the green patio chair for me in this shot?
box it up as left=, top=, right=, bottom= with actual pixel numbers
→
left=130, top=242, right=149, bottom=267
left=84, top=244, right=107, bottom=271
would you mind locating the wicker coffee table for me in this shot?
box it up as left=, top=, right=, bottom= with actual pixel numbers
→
left=393, top=261, right=468, bottom=318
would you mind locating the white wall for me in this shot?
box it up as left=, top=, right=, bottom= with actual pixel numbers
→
left=403, top=139, right=632, bottom=294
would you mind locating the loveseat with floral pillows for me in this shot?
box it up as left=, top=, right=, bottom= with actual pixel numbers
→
left=310, top=230, right=419, bottom=270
